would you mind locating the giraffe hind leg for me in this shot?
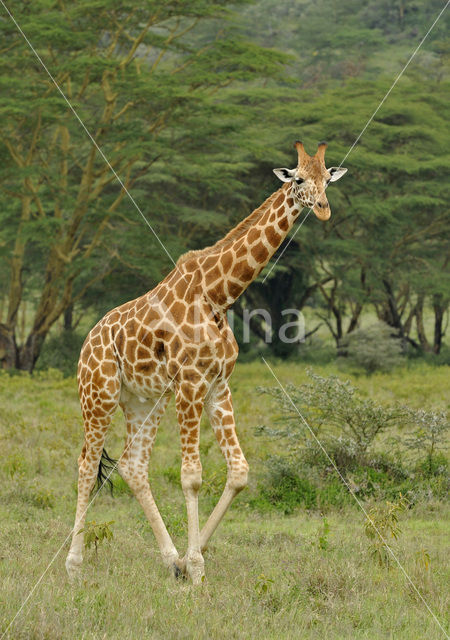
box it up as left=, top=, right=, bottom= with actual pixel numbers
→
left=66, top=417, right=113, bottom=578
left=118, top=393, right=180, bottom=572
left=66, top=350, right=121, bottom=578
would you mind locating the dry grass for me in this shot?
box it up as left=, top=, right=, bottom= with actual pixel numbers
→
left=0, top=362, right=448, bottom=639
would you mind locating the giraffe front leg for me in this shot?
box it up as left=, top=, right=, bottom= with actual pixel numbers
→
left=176, top=383, right=206, bottom=585
left=200, top=382, right=248, bottom=552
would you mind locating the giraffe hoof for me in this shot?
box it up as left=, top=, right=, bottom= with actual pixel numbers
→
left=189, top=569, right=206, bottom=586
left=185, top=552, right=205, bottom=585
left=65, top=554, right=83, bottom=581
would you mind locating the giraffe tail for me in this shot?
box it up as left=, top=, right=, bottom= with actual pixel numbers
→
left=95, top=449, right=118, bottom=496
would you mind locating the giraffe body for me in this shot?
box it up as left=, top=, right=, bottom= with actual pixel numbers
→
left=66, top=142, right=347, bottom=583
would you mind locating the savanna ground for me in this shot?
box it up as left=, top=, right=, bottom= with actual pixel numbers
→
left=0, top=361, right=449, bottom=639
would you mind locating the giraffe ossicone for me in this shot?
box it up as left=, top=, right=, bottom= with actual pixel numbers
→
left=66, top=141, right=347, bottom=584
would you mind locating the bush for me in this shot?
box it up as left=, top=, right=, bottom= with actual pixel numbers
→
left=297, top=337, right=336, bottom=365
left=364, top=495, right=409, bottom=567
left=407, top=344, right=450, bottom=366
left=258, top=370, right=409, bottom=462
left=404, top=409, right=449, bottom=476
left=36, top=330, right=85, bottom=376
left=254, top=457, right=318, bottom=513
left=256, top=371, right=449, bottom=509
left=316, top=479, right=349, bottom=509
left=338, top=321, right=405, bottom=373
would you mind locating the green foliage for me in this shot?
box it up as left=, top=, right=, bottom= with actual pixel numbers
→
left=0, top=361, right=448, bottom=637
left=251, top=455, right=354, bottom=512
left=0, top=0, right=290, bottom=370
left=364, top=495, right=409, bottom=567
left=29, top=484, right=55, bottom=509
left=35, top=330, right=85, bottom=377
left=316, top=478, right=350, bottom=509
left=415, top=548, right=431, bottom=573
left=254, top=573, right=274, bottom=597
left=159, top=504, right=187, bottom=539
left=3, top=453, right=27, bottom=479
left=258, top=370, right=409, bottom=458
left=162, top=466, right=181, bottom=486
left=80, top=520, right=114, bottom=555
left=338, top=321, right=405, bottom=373
left=110, top=475, right=133, bottom=497
left=202, top=468, right=228, bottom=497
left=254, top=457, right=318, bottom=513
left=0, top=0, right=447, bottom=369
left=296, top=338, right=337, bottom=366
left=256, top=370, right=449, bottom=510
left=408, top=344, right=450, bottom=367
left=317, top=517, right=330, bottom=551
left=404, top=409, right=449, bottom=476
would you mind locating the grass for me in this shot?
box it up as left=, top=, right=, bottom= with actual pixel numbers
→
left=0, top=361, right=449, bottom=639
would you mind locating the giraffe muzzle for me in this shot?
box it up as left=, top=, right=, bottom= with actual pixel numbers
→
left=313, top=201, right=331, bottom=221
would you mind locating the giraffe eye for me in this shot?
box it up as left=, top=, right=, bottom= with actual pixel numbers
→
left=295, top=177, right=304, bottom=185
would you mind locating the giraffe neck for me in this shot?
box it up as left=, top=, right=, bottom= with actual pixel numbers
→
left=191, top=184, right=303, bottom=312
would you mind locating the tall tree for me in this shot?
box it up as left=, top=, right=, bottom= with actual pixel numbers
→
left=0, top=0, right=288, bottom=371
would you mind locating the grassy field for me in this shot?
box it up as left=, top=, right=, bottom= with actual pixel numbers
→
left=0, top=361, right=449, bottom=639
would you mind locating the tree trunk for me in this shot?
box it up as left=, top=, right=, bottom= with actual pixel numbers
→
left=432, top=294, right=447, bottom=354
left=64, top=304, right=74, bottom=331
left=347, top=302, right=362, bottom=334
left=0, top=325, right=19, bottom=369
left=382, top=279, right=403, bottom=334
left=18, top=331, right=47, bottom=372
left=0, top=323, right=49, bottom=372
left=415, top=294, right=431, bottom=352
left=318, top=279, right=343, bottom=347
left=332, top=305, right=343, bottom=345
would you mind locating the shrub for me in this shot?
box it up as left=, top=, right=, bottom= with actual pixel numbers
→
left=81, top=520, right=114, bottom=555
left=3, top=453, right=27, bottom=479
left=36, top=330, right=85, bottom=376
left=316, top=517, right=330, bottom=551
left=251, top=455, right=356, bottom=513
left=255, top=371, right=448, bottom=508
left=297, top=337, right=336, bottom=365
left=338, top=321, right=405, bottom=373
left=252, top=457, right=318, bottom=513
left=29, top=485, right=55, bottom=509
left=258, top=370, right=409, bottom=462
left=316, top=478, right=349, bottom=509
left=404, top=409, right=449, bottom=476
left=364, top=495, right=409, bottom=567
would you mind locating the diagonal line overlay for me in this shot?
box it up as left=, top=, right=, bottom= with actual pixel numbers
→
left=1, top=0, right=448, bottom=637
left=261, top=357, right=449, bottom=639
left=0, top=0, right=180, bottom=274
left=1, top=368, right=182, bottom=640
left=1, top=351, right=224, bottom=639
left=262, top=0, right=449, bottom=284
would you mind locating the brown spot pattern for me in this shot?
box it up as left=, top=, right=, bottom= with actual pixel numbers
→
left=68, top=145, right=336, bottom=581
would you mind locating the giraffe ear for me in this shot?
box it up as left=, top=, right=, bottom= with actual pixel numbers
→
left=327, top=167, right=348, bottom=182
left=273, top=167, right=296, bottom=183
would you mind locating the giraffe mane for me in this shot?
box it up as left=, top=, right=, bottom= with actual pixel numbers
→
left=176, top=189, right=282, bottom=266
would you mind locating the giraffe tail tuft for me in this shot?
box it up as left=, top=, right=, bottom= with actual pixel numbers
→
left=95, top=449, right=118, bottom=496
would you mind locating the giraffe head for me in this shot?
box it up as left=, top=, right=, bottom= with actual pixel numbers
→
left=273, top=141, right=347, bottom=221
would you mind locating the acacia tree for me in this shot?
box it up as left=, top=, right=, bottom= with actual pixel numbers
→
left=0, top=0, right=288, bottom=371
left=268, top=78, right=450, bottom=352
left=230, top=0, right=449, bottom=355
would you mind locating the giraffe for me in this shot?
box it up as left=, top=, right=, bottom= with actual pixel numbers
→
left=65, top=141, right=347, bottom=584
